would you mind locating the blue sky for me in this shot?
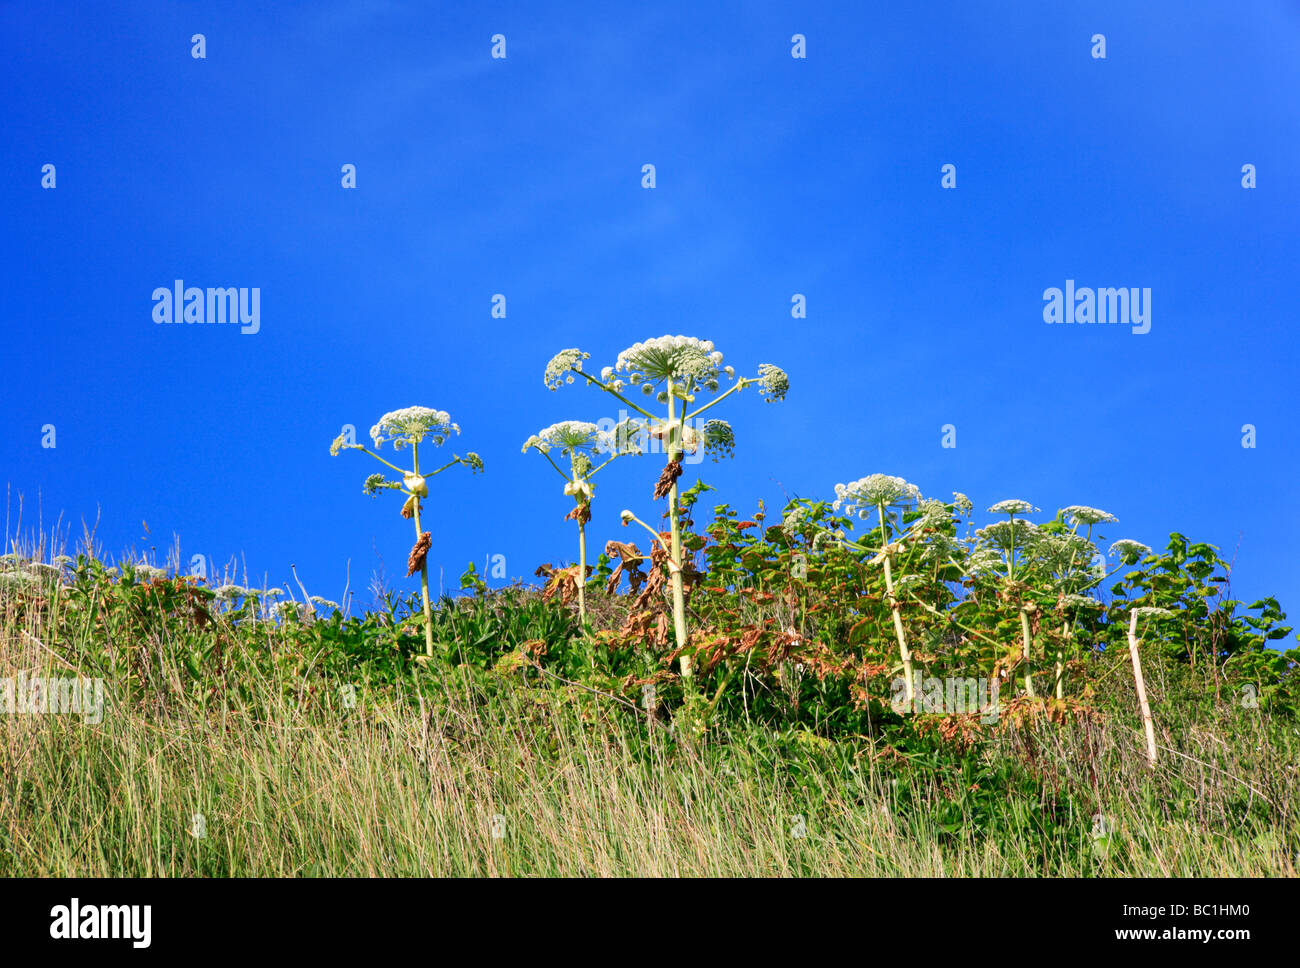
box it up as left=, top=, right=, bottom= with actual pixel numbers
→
left=2, top=1, right=1297, bottom=621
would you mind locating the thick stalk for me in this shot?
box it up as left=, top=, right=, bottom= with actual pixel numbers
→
left=1054, top=620, right=1069, bottom=699
left=1019, top=608, right=1037, bottom=698
left=1127, top=609, right=1159, bottom=769
left=666, top=389, right=691, bottom=684
left=577, top=515, right=587, bottom=624
left=412, top=443, right=434, bottom=658
left=878, top=503, right=913, bottom=704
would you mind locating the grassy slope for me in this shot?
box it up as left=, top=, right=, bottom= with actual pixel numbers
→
left=1, top=578, right=1297, bottom=877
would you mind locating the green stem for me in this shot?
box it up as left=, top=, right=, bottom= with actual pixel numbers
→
left=356, top=446, right=408, bottom=476
left=578, top=517, right=587, bottom=624
left=683, top=377, right=752, bottom=421
left=573, top=469, right=588, bottom=626
left=1019, top=608, right=1037, bottom=698
left=412, top=442, right=434, bottom=658
left=666, top=386, right=691, bottom=686
left=423, top=457, right=465, bottom=478
left=535, top=448, right=569, bottom=480
left=878, top=502, right=914, bottom=704
left=571, top=368, right=657, bottom=420
left=1055, top=619, right=1069, bottom=699
left=1007, top=512, right=1016, bottom=578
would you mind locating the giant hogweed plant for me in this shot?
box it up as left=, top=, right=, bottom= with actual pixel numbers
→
left=820, top=478, right=1156, bottom=705
left=522, top=420, right=641, bottom=623
left=544, top=336, right=788, bottom=688
left=331, top=407, right=482, bottom=658
left=830, top=475, right=926, bottom=705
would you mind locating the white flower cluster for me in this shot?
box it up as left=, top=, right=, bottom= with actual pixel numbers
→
left=966, top=548, right=1006, bottom=577
left=1063, top=505, right=1118, bottom=527
left=1109, top=539, right=1152, bottom=564
left=544, top=349, right=589, bottom=390
left=1034, top=532, right=1096, bottom=573
left=782, top=505, right=808, bottom=534
left=781, top=503, right=845, bottom=552
left=756, top=363, right=789, bottom=402
left=362, top=473, right=401, bottom=496
left=975, top=519, right=1040, bottom=553
left=272, top=600, right=305, bottom=621
left=615, top=335, right=726, bottom=392
left=679, top=418, right=735, bottom=460
left=1059, top=594, right=1103, bottom=611
left=1132, top=606, right=1175, bottom=619
left=917, top=498, right=951, bottom=528
left=522, top=421, right=601, bottom=456
left=988, top=499, right=1039, bottom=516
left=832, top=474, right=922, bottom=518
left=893, top=573, right=927, bottom=594
left=369, top=407, right=459, bottom=450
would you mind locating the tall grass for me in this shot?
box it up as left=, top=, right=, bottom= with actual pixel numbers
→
left=2, top=635, right=1297, bottom=876
left=1, top=519, right=1296, bottom=877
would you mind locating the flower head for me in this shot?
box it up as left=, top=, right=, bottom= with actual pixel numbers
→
left=966, top=548, right=1005, bottom=577
left=679, top=418, right=735, bottom=461
left=1063, top=505, right=1118, bottom=527
left=363, top=473, right=399, bottom=496
left=615, top=336, right=725, bottom=392
left=988, top=499, right=1039, bottom=516
left=833, top=474, right=921, bottom=518
left=1109, top=539, right=1152, bottom=565
left=544, top=349, right=590, bottom=390
left=917, top=498, right=951, bottom=528
left=1132, top=606, right=1175, bottom=620
left=1034, top=532, right=1096, bottom=573
left=1059, top=594, right=1103, bottom=611
left=602, top=418, right=646, bottom=457
left=756, top=363, right=789, bottom=402
left=523, top=421, right=602, bottom=458
left=369, top=407, right=459, bottom=450
left=975, top=519, right=1040, bottom=553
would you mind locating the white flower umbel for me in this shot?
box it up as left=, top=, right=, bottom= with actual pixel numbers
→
left=368, top=406, right=459, bottom=450
left=1063, top=505, right=1117, bottom=527
left=523, top=418, right=641, bottom=624
left=545, top=336, right=789, bottom=689
left=975, top=520, right=1041, bottom=553
left=988, top=499, right=1039, bottom=516
left=331, top=405, right=483, bottom=657
left=1109, top=539, right=1152, bottom=566
left=833, top=475, right=922, bottom=519
left=985, top=499, right=1041, bottom=578
left=1033, top=532, right=1097, bottom=584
